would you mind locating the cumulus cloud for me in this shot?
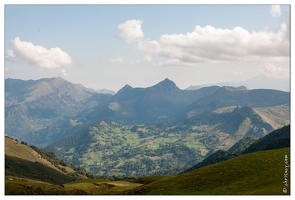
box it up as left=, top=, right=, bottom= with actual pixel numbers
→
left=118, top=20, right=144, bottom=43
left=6, top=37, right=73, bottom=69
left=137, top=23, right=289, bottom=66
left=259, top=63, right=289, bottom=78
left=109, top=55, right=153, bottom=65
left=270, top=5, right=281, bottom=18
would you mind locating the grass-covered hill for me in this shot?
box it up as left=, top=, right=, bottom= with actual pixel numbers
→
left=5, top=176, right=88, bottom=195
left=182, top=125, right=289, bottom=174
left=5, top=137, right=142, bottom=195
left=5, top=125, right=290, bottom=195
left=187, top=104, right=289, bottom=138
left=45, top=120, right=206, bottom=177
left=5, top=137, right=89, bottom=184
left=227, top=136, right=258, bottom=154
left=242, top=124, right=290, bottom=154
left=5, top=176, right=142, bottom=195
left=123, top=147, right=290, bottom=195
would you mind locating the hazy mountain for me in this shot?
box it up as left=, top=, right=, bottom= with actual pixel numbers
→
left=5, top=77, right=289, bottom=148
left=103, top=79, right=290, bottom=127
left=186, top=86, right=289, bottom=118
left=186, top=75, right=290, bottom=92
left=96, top=89, right=116, bottom=95
left=75, top=83, right=116, bottom=95
left=83, top=78, right=221, bottom=125
left=5, top=77, right=112, bottom=143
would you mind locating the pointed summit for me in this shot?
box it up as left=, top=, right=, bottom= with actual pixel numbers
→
left=113, top=84, right=138, bottom=101
left=152, top=78, right=180, bottom=92
left=117, top=84, right=133, bottom=93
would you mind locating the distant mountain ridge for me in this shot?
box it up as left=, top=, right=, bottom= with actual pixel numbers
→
left=82, top=78, right=222, bottom=125
left=5, top=77, right=112, bottom=144
left=75, top=83, right=116, bottom=95
left=5, top=77, right=290, bottom=148
left=186, top=86, right=289, bottom=119
left=84, top=80, right=289, bottom=126
left=186, top=75, right=290, bottom=92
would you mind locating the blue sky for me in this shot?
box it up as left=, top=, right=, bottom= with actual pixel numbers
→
left=4, top=3, right=291, bottom=91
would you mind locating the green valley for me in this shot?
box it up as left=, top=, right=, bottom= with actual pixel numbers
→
left=5, top=125, right=290, bottom=195
left=45, top=104, right=289, bottom=177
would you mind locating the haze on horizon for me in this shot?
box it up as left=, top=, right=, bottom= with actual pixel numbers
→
left=4, top=4, right=290, bottom=92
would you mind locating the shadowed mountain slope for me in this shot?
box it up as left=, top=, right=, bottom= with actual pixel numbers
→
left=5, top=77, right=112, bottom=146
left=186, top=86, right=289, bottom=118
left=5, top=137, right=88, bottom=184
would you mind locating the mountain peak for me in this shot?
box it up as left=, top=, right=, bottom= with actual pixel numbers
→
left=121, top=84, right=133, bottom=90
left=152, top=78, right=179, bottom=91
left=161, top=78, right=174, bottom=84
left=116, top=84, right=133, bottom=95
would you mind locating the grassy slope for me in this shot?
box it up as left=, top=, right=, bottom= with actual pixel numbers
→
left=64, top=179, right=142, bottom=195
left=124, top=148, right=290, bottom=195
left=5, top=176, right=88, bottom=195
left=131, top=176, right=171, bottom=185
left=5, top=137, right=77, bottom=184
left=5, top=156, right=75, bottom=184
left=5, top=138, right=60, bottom=171
left=254, top=104, right=290, bottom=129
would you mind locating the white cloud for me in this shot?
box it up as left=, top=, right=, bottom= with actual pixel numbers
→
left=270, top=5, right=281, bottom=18
left=6, top=37, right=73, bottom=69
left=109, top=56, right=125, bottom=64
left=60, top=69, right=68, bottom=76
left=142, top=55, right=153, bottom=63
left=259, top=63, right=289, bottom=78
left=109, top=55, right=153, bottom=65
left=231, top=71, right=244, bottom=77
left=118, top=20, right=144, bottom=43
left=137, top=23, right=289, bottom=66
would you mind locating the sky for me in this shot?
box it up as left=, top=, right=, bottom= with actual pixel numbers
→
left=3, top=3, right=291, bottom=92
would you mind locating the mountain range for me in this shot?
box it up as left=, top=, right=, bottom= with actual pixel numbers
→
left=4, top=76, right=291, bottom=195
left=186, top=75, right=290, bottom=92
left=5, top=77, right=289, bottom=147
left=5, top=77, right=290, bottom=177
